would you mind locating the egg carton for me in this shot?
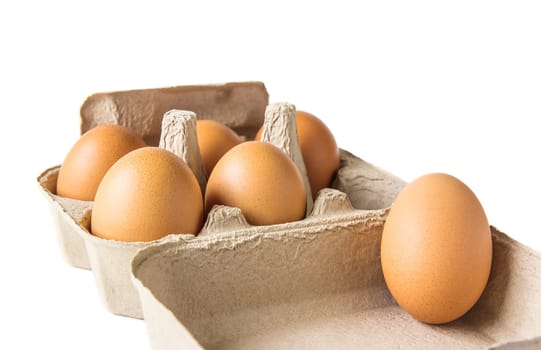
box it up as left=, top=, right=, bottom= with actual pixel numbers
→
left=38, top=82, right=541, bottom=349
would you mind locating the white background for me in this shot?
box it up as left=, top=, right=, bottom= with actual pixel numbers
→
left=1, top=1, right=540, bottom=349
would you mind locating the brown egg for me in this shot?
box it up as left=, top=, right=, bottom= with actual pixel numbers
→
left=196, top=120, right=242, bottom=175
left=205, top=141, right=306, bottom=226
left=91, top=147, right=203, bottom=242
left=57, top=124, right=146, bottom=201
left=256, top=111, right=340, bottom=197
left=381, top=173, right=493, bottom=324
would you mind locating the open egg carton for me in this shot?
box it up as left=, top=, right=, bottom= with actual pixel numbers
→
left=38, top=82, right=541, bottom=349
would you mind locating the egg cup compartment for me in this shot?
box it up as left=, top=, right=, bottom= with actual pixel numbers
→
left=37, top=165, right=147, bottom=317
left=38, top=166, right=92, bottom=269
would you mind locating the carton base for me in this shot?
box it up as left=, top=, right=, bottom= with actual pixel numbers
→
left=133, top=225, right=541, bottom=350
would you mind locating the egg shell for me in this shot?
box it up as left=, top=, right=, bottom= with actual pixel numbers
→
left=196, top=119, right=242, bottom=175
left=295, top=111, right=340, bottom=196
left=381, top=173, right=493, bottom=324
left=91, top=147, right=203, bottom=242
left=57, top=124, right=146, bottom=201
left=205, top=141, right=306, bottom=226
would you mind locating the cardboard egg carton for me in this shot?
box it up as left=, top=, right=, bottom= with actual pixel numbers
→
left=38, top=82, right=541, bottom=348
